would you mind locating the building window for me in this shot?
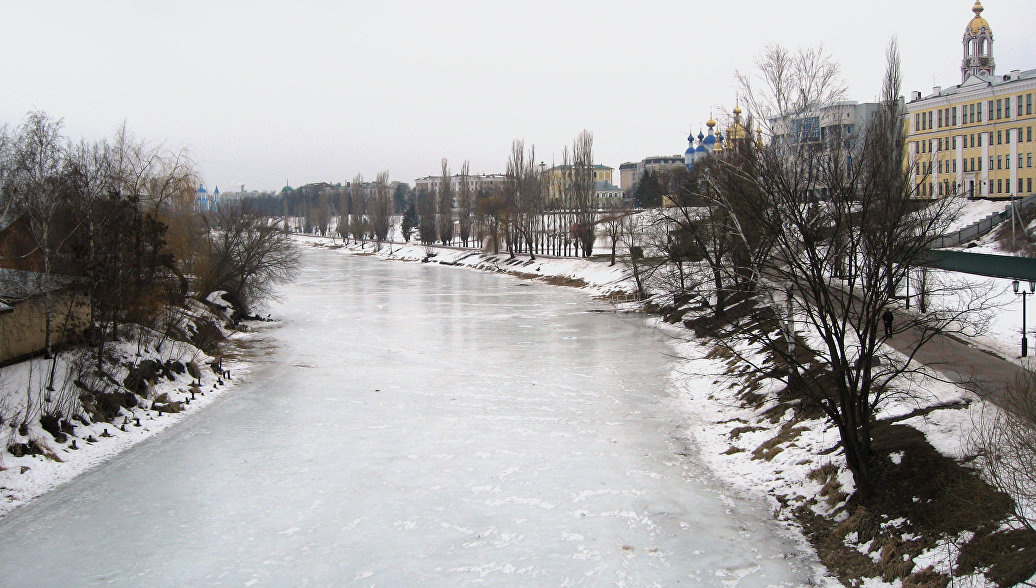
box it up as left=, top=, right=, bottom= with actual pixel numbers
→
left=978, top=158, right=983, bottom=171
left=989, top=101, right=995, bottom=120
left=928, top=111, right=933, bottom=130
left=1021, top=179, right=1025, bottom=193
left=1028, top=94, right=1033, bottom=115
left=997, top=156, right=1002, bottom=170
left=998, top=179, right=1002, bottom=194
left=998, top=130, right=1003, bottom=144
left=1029, top=178, right=1033, bottom=193
left=971, top=133, right=976, bottom=148
left=969, top=103, right=975, bottom=123
left=990, top=157, right=994, bottom=170
left=1020, top=96, right=1025, bottom=117
left=953, top=159, right=957, bottom=172
left=1020, top=155, right=1025, bottom=168
left=978, top=103, right=983, bottom=122
left=1029, top=153, right=1033, bottom=168
left=938, top=110, right=943, bottom=128
left=1005, top=97, right=1011, bottom=118
left=938, top=160, right=943, bottom=173
left=1029, top=127, right=1033, bottom=142
left=953, top=107, right=958, bottom=126
left=997, top=99, right=1003, bottom=119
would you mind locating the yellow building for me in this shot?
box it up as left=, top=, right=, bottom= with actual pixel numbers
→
left=905, top=1, right=1036, bottom=199
left=546, top=164, right=613, bottom=206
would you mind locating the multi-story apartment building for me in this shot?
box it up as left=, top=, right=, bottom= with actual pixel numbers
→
left=905, top=1, right=1036, bottom=199
left=413, top=174, right=508, bottom=209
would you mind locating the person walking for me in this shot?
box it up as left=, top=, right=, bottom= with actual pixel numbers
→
left=882, top=309, right=894, bottom=337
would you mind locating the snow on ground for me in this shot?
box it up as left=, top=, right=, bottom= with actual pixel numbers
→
left=944, top=197, right=1012, bottom=233
left=0, top=305, right=255, bottom=518
left=902, top=198, right=1034, bottom=364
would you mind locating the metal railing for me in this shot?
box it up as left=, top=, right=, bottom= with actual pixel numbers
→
left=932, top=193, right=1036, bottom=248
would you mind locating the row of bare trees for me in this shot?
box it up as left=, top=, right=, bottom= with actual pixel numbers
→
left=0, top=111, right=300, bottom=386
left=409, top=131, right=612, bottom=259
left=627, top=42, right=994, bottom=500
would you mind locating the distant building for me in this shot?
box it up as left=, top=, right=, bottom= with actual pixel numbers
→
left=594, top=180, right=624, bottom=208
left=194, top=184, right=221, bottom=212
left=904, top=1, right=1036, bottom=199
left=619, top=156, right=685, bottom=193
left=414, top=173, right=507, bottom=197
left=769, top=101, right=880, bottom=148
left=546, top=164, right=613, bottom=206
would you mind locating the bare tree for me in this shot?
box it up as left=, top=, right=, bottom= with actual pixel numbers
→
left=314, top=191, right=331, bottom=236
left=348, top=174, right=367, bottom=246
left=437, top=159, right=454, bottom=245
left=370, top=170, right=392, bottom=245
left=336, top=185, right=350, bottom=242
left=723, top=41, right=987, bottom=498
left=476, top=187, right=508, bottom=255
left=971, top=369, right=1036, bottom=535
left=416, top=188, right=437, bottom=245
left=197, top=202, right=301, bottom=315
left=619, top=212, right=649, bottom=299
left=505, top=140, right=544, bottom=259
left=5, top=112, right=69, bottom=360
left=457, top=160, right=474, bottom=247
left=599, top=197, right=628, bottom=266
left=567, top=130, right=597, bottom=258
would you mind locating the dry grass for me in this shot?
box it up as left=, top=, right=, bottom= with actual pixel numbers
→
left=681, top=295, right=1036, bottom=587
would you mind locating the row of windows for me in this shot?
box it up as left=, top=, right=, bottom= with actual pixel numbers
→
left=921, top=177, right=1034, bottom=197
left=914, top=92, right=1035, bottom=132
left=914, top=126, right=1035, bottom=154
left=924, top=152, right=1035, bottom=174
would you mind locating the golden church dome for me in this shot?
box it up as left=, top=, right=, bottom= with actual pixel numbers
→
left=967, top=0, right=991, bottom=35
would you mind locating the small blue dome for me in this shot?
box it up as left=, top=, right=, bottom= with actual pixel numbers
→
left=703, top=134, right=717, bottom=146
left=697, top=131, right=705, bottom=141
left=685, top=145, right=695, bottom=155
left=197, top=184, right=208, bottom=194
left=695, top=144, right=707, bottom=154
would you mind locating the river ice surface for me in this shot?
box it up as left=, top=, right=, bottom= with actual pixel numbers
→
left=0, top=248, right=823, bottom=586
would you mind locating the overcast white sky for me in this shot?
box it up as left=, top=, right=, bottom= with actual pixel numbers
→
left=2, top=0, right=1034, bottom=192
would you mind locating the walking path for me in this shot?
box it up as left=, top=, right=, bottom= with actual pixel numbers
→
left=884, top=305, right=1028, bottom=404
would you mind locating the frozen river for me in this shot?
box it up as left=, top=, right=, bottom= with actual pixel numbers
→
left=0, top=247, right=821, bottom=586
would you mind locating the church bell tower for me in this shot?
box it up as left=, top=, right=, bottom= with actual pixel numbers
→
left=962, top=0, right=995, bottom=82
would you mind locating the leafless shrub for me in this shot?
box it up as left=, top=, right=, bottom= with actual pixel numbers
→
left=970, top=369, right=1036, bottom=534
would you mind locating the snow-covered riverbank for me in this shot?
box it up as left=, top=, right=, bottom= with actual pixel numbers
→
left=0, top=298, right=258, bottom=518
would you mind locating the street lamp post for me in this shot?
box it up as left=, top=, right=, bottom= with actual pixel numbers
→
left=1013, top=279, right=1035, bottom=357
